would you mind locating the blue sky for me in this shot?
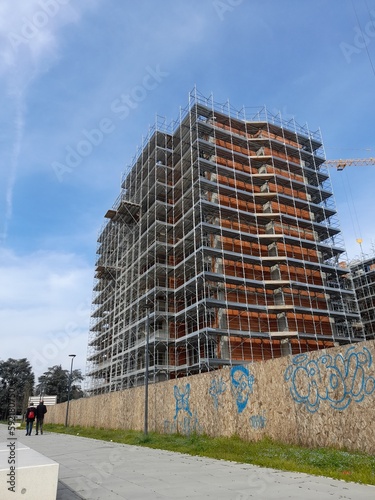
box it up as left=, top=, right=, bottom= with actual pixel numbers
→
left=1, top=0, right=375, bottom=383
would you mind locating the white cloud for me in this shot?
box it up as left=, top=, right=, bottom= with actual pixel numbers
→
left=0, top=0, right=99, bottom=241
left=0, top=248, right=93, bottom=382
left=0, top=0, right=79, bottom=79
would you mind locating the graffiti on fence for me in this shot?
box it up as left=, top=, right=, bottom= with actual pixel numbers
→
left=164, top=419, right=177, bottom=434
left=182, top=409, right=203, bottom=436
left=209, top=375, right=227, bottom=409
left=165, top=410, right=202, bottom=436
left=249, top=411, right=267, bottom=430
left=174, top=383, right=193, bottom=420
left=230, top=365, right=255, bottom=413
left=284, top=346, right=375, bottom=413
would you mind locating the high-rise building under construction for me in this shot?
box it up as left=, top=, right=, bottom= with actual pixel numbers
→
left=350, top=256, right=375, bottom=339
left=86, top=90, right=364, bottom=394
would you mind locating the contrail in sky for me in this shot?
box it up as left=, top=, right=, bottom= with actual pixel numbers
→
left=1, top=93, right=24, bottom=243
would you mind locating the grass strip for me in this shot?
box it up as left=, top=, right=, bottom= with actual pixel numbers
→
left=25, top=424, right=375, bottom=485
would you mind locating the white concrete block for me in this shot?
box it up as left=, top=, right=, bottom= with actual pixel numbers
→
left=0, top=441, right=59, bottom=500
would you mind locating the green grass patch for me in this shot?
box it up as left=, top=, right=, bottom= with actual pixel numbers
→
left=37, top=424, right=375, bottom=485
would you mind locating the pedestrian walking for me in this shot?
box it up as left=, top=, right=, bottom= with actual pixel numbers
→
left=35, top=400, right=47, bottom=435
left=25, top=403, right=36, bottom=436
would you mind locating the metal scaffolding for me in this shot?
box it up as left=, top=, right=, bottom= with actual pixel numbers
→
left=350, top=256, right=375, bottom=339
left=86, top=89, right=364, bottom=395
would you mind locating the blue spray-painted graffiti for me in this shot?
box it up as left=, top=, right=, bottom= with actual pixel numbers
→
left=209, top=376, right=227, bottom=409
left=164, top=419, right=177, bottom=434
left=249, top=411, right=267, bottom=430
left=284, top=346, right=375, bottom=413
left=168, top=384, right=203, bottom=435
left=164, top=410, right=202, bottom=436
left=230, top=365, right=255, bottom=413
left=173, top=383, right=193, bottom=420
left=182, top=410, right=203, bottom=436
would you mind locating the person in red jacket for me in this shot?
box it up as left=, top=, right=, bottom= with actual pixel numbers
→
left=25, top=403, right=36, bottom=436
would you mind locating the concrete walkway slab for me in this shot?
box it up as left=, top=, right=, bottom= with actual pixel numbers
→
left=0, top=425, right=374, bottom=500
left=0, top=440, right=59, bottom=500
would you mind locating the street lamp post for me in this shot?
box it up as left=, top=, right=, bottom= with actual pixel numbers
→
left=144, top=304, right=151, bottom=436
left=65, top=354, right=76, bottom=427
left=39, top=382, right=44, bottom=403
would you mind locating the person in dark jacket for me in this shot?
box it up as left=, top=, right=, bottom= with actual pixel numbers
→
left=25, top=403, right=36, bottom=436
left=35, top=400, right=47, bottom=435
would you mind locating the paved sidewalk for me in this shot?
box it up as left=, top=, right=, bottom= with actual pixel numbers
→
left=1, top=425, right=374, bottom=500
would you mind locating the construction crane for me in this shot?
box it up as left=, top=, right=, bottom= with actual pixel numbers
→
left=323, top=156, right=375, bottom=254
left=325, top=157, right=375, bottom=171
